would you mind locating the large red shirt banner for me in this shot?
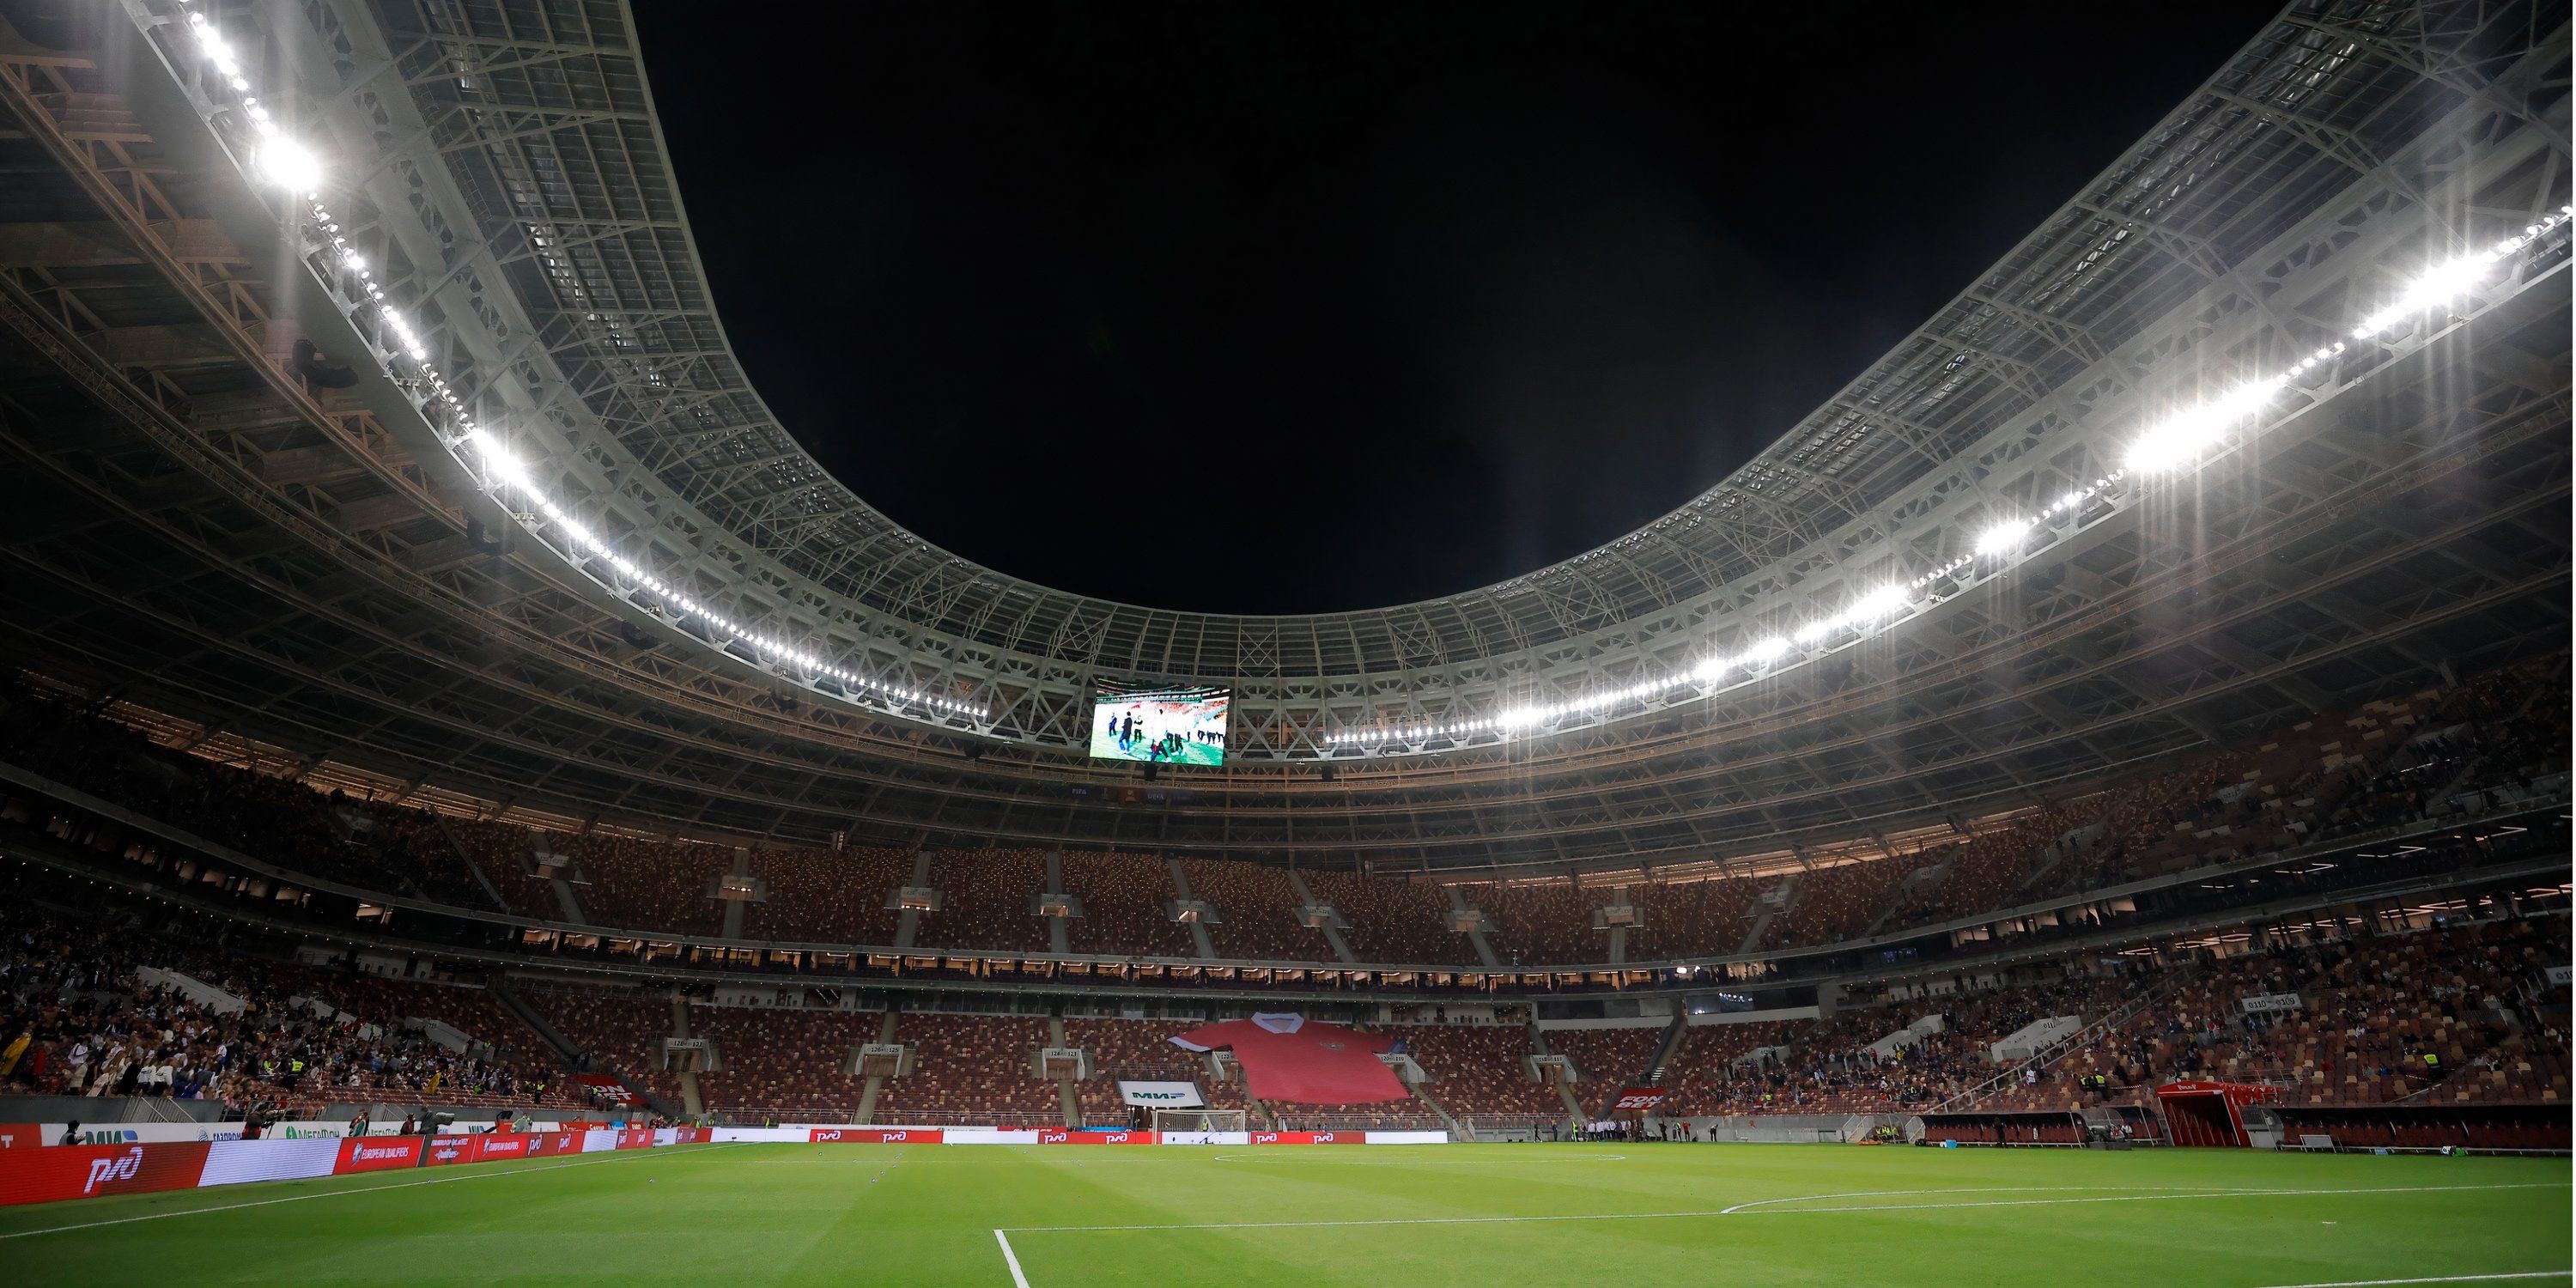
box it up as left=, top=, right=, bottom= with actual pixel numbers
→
left=1168, top=1014, right=1408, bottom=1104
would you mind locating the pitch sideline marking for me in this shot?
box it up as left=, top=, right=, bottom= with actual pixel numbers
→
left=2247, top=1275, right=2569, bottom=1288
left=0, top=1141, right=746, bottom=1241
left=1001, top=1181, right=2570, bottom=1232
left=995, top=1229, right=1033, bottom=1288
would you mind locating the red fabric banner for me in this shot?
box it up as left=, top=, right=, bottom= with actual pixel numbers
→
left=0, top=1123, right=46, bottom=1150
left=1168, top=1014, right=1406, bottom=1105
left=1612, top=1087, right=1668, bottom=1112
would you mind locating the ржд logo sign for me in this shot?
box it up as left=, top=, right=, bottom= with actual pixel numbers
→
left=84, top=1148, right=143, bottom=1194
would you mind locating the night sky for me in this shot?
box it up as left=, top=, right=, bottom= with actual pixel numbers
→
left=636, top=2, right=2284, bottom=614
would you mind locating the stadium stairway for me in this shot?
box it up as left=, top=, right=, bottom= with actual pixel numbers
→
left=890, top=849, right=933, bottom=949
left=1042, top=850, right=1072, bottom=955
left=1863, top=860, right=1951, bottom=940
left=1410, top=1083, right=1467, bottom=1139
left=1737, top=874, right=1795, bottom=954
left=489, top=982, right=590, bottom=1072
left=431, top=818, right=514, bottom=914
left=1048, top=1015, right=1078, bottom=1128
left=1643, top=1012, right=1690, bottom=1086
left=1938, top=963, right=2198, bottom=1114
left=1445, top=885, right=1504, bottom=969
left=671, top=995, right=702, bottom=1116
left=1163, top=859, right=1221, bottom=959
left=855, top=1012, right=897, bottom=1123
left=1283, top=871, right=1359, bottom=963
left=718, top=850, right=750, bottom=939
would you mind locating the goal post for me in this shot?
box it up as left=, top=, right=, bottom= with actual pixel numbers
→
left=1151, top=1109, right=1246, bottom=1135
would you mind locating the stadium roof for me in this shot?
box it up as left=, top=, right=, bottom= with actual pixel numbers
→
left=0, top=0, right=2564, bottom=871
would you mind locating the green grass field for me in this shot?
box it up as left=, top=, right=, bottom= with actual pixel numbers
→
left=1, top=1142, right=2567, bottom=1285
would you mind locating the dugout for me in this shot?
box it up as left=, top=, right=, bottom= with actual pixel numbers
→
left=2271, top=1103, right=2570, bottom=1155
left=1909, top=1110, right=2085, bottom=1146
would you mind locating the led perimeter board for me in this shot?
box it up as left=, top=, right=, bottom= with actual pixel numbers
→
left=1089, top=686, right=1230, bottom=766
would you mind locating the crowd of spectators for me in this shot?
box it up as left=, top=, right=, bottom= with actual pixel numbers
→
left=1537, top=1025, right=1664, bottom=1115
left=0, top=903, right=592, bottom=1113
left=1059, top=852, right=1194, bottom=957
left=1298, top=869, right=1461, bottom=964
left=0, top=679, right=494, bottom=908
left=869, top=1012, right=1059, bottom=1123
left=3, top=663, right=2565, bottom=978
left=519, top=985, right=683, bottom=1108
left=1466, top=880, right=1607, bottom=966
left=441, top=819, right=564, bottom=920
left=1400, top=1023, right=1560, bottom=1120
left=686, top=1003, right=878, bottom=1118
left=915, top=849, right=1049, bottom=952
left=1987, top=918, right=2571, bottom=1112
left=1176, top=859, right=1322, bottom=962
left=558, top=836, right=734, bottom=937
left=739, top=848, right=908, bottom=945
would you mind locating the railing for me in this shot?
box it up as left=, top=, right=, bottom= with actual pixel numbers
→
left=865, top=1111, right=1065, bottom=1128
left=1462, top=1114, right=1561, bottom=1134
left=1933, top=963, right=2199, bottom=1115
left=1270, top=1111, right=1445, bottom=1132
left=706, top=1106, right=854, bottom=1125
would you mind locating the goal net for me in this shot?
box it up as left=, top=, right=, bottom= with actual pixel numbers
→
left=1151, top=1109, right=1247, bottom=1134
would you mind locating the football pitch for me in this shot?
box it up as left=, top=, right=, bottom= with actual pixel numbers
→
left=0, top=1141, right=2566, bottom=1286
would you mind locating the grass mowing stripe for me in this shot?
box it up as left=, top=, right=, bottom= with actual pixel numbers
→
left=3, top=1142, right=2561, bottom=1285
left=0, top=1141, right=743, bottom=1240
left=1004, top=1181, right=2569, bottom=1232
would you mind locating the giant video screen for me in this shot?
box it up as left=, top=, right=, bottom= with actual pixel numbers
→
left=1088, top=685, right=1230, bottom=767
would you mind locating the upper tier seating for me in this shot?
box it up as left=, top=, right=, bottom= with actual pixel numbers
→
left=1466, top=881, right=1604, bottom=967
left=1299, top=870, right=1463, bottom=964
left=563, top=836, right=734, bottom=937
left=1060, top=853, right=1194, bottom=957
left=1176, top=859, right=1316, bottom=962
left=443, top=819, right=569, bottom=920
left=915, top=848, right=1048, bottom=952
left=3, top=660, right=2564, bottom=966
left=742, top=847, right=909, bottom=945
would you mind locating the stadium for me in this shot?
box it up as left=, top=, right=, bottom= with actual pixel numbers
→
left=0, top=0, right=2568, bottom=1284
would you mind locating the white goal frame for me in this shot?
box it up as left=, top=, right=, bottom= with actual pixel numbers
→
left=1151, top=1109, right=1246, bottom=1134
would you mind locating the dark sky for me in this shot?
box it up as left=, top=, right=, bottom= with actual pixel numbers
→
left=635, top=1, right=2283, bottom=615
